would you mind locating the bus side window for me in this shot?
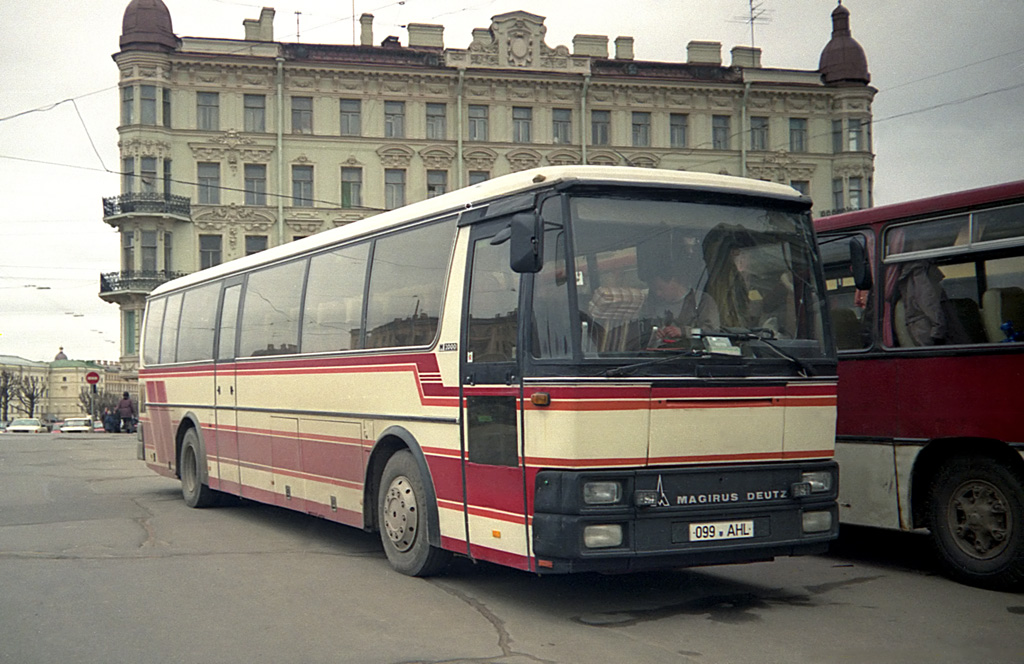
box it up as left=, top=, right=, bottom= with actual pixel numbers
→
left=238, top=259, right=306, bottom=357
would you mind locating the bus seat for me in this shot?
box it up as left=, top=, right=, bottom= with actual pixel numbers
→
left=587, top=286, right=647, bottom=352
left=830, top=307, right=862, bottom=350
left=947, top=298, right=986, bottom=344
left=982, top=287, right=1024, bottom=342
left=893, top=299, right=916, bottom=347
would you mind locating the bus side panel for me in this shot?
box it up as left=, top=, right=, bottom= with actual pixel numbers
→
left=834, top=441, right=901, bottom=528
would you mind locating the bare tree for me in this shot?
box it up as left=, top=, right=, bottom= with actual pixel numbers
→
left=16, top=376, right=47, bottom=418
left=0, top=370, right=15, bottom=421
left=79, top=389, right=120, bottom=420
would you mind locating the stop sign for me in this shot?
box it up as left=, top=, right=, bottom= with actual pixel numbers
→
left=85, top=371, right=100, bottom=385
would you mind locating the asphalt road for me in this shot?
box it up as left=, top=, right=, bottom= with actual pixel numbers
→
left=2, top=432, right=1022, bottom=664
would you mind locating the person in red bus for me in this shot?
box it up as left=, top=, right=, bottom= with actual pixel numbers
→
left=896, top=259, right=970, bottom=346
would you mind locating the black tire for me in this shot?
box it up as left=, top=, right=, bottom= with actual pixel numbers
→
left=180, top=428, right=219, bottom=508
left=377, top=450, right=451, bottom=576
left=928, top=456, right=1024, bottom=590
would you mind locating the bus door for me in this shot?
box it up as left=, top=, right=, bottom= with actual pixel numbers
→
left=213, top=278, right=243, bottom=494
left=460, top=220, right=529, bottom=569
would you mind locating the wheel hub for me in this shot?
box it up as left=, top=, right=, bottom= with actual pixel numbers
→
left=948, top=479, right=1010, bottom=560
left=383, top=476, right=417, bottom=552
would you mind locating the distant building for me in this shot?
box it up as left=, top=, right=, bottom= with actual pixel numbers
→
left=0, top=353, right=131, bottom=422
left=100, top=0, right=874, bottom=374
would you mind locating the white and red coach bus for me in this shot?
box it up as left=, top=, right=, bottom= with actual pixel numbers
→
left=816, top=180, right=1024, bottom=589
left=138, top=166, right=839, bottom=576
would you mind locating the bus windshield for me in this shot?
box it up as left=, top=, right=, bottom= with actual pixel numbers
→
left=532, top=194, right=829, bottom=371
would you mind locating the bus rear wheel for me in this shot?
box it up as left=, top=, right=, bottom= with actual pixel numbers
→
left=378, top=450, right=450, bottom=576
left=180, top=428, right=219, bottom=508
left=928, top=456, right=1024, bottom=590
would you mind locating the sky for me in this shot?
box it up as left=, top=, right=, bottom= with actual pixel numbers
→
left=1, top=0, right=1022, bottom=363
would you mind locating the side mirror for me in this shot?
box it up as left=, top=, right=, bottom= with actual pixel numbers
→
left=509, top=211, right=543, bottom=273
left=849, top=237, right=873, bottom=291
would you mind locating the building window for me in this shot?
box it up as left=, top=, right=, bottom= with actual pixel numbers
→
left=849, top=118, right=868, bottom=152
left=292, top=96, right=313, bottom=134
left=385, top=169, right=405, bottom=210
left=199, top=235, right=222, bottom=270
left=122, top=157, right=134, bottom=194
left=849, top=177, right=863, bottom=210
left=163, top=159, right=172, bottom=195
left=340, top=99, right=361, bottom=136
left=244, top=164, right=267, bottom=205
left=670, top=113, right=688, bottom=148
left=832, top=178, right=844, bottom=211
left=750, top=116, right=769, bottom=151
left=790, top=180, right=809, bottom=196
left=468, top=105, right=488, bottom=141
left=197, top=92, right=219, bottom=131
left=164, top=231, right=173, bottom=272
left=789, top=118, right=808, bottom=153
left=140, top=85, right=157, bottom=125
left=712, top=115, right=731, bottom=150
left=552, top=108, right=572, bottom=144
left=426, top=103, right=446, bottom=140
left=385, top=101, right=405, bottom=138
left=121, top=86, right=134, bottom=125
left=245, top=235, right=268, bottom=256
left=244, top=94, right=266, bottom=133
left=292, top=165, right=314, bottom=207
left=591, top=110, right=610, bottom=146
left=124, top=310, right=136, bottom=355
left=513, top=107, right=532, bottom=143
left=632, top=112, right=651, bottom=147
left=469, top=171, right=489, bottom=185
left=122, top=231, right=134, bottom=270
left=197, top=162, right=220, bottom=204
left=341, top=167, right=362, bottom=208
left=142, top=231, right=158, bottom=272
left=427, top=170, right=447, bottom=198
left=140, top=157, right=158, bottom=194
left=162, top=88, right=171, bottom=128
left=832, top=120, right=843, bottom=153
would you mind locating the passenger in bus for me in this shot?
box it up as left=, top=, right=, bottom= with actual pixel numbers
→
left=645, top=263, right=720, bottom=344
left=897, top=260, right=970, bottom=346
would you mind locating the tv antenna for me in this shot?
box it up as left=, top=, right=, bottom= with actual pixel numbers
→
left=729, top=0, right=773, bottom=49
left=295, top=11, right=302, bottom=42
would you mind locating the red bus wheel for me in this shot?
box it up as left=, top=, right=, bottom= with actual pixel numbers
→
left=928, top=457, right=1024, bottom=590
left=378, top=450, right=450, bottom=576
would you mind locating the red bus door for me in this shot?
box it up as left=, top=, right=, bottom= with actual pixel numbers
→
left=460, top=220, right=530, bottom=570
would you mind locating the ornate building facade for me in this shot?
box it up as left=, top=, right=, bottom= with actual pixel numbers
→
left=100, top=0, right=874, bottom=374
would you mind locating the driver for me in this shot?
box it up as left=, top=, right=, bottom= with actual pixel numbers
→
left=646, top=263, right=720, bottom=344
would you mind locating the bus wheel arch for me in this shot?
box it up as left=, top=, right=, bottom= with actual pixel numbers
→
left=912, top=439, right=1024, bottom=589
left=176, top=415, right=218, bottom=509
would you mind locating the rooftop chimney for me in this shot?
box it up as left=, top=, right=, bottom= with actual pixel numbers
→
left=687, top=41, right=722, bottom=65
left=407, top=23, right=444, bottom=48
left=243, top=7, right=275, bottom=42
left=730, top=46, right=761, bottom=68
left=359, top=13, right=374, bottom=46
left=573, top=34, right=608, bottom=58
left=614, top=36, right=634, bottom=60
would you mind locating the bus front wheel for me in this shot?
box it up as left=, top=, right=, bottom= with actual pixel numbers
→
left=928, top=456, right=1024, bottom=590
left=180, top=428, right=219, bottom=509
left=377, top=450, right=450, bottom=576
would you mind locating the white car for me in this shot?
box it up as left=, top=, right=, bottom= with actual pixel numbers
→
left=60, top=418, right=94, bottom=434
left=6, top=418, right=47, bottom=433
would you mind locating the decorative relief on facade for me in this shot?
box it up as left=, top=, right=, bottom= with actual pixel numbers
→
left=463, top=148, right=498, bottom=170
left=833, top=162, right=874, bottom=179
left=546, top=150, right=581, bottom=166
left=286, top=219, right=325, bottom=235
left=419, top=146, right=456, bottom=169
left=505, top=148, right=542, bottom=172
left=627, top=153, right=660, bottom=168
left=446, top=11, right=588, bottom=74
left=196, top=72, right=220, bottom=84
left=377, top=144, right=414, bottom=168
left=189, top=130, right=274, bottom=174
left=586, top=150, right=622, bottom=166
left=120, top=138, right=172, bottom=159
left=747, top=151, right=817, bottom=183
left=331, top=213, right=366, bottom=227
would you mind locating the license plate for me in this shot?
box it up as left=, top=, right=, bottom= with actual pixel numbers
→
left=688, top=520, right=755, bottom=542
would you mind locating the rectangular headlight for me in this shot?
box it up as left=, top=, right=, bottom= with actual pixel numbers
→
left=583, top=524, right=623, bottom=548
left=802, top=510, right=833, bottom=533
left=801, top=471, right=833, bottom=493
left=583, top=481, right=622, bottom=505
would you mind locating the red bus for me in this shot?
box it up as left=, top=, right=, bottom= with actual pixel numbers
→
left=138, top=166, right=839, bottom=576
left=816, top=180, right=1024, bottom=589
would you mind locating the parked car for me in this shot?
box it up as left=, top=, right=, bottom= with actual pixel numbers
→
left=93, top=420, right=105, bottom=432
left=60, top=418, right=93, bottom=434
left=6, top=418, right=47, bottom=433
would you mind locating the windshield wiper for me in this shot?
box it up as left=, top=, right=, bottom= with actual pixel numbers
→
left=603, top=347, right=716, bottom=377
left=701, top=328, right=815, bottom=377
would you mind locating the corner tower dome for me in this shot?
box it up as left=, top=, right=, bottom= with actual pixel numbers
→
left=120, top=0, right=178, bottom=52
left=818, top=2, right=870, bottom=85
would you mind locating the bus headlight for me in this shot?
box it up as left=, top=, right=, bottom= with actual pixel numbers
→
left=583, top=481, right=622, bottom=505
left=802, top=510, right=833, bottom=533
left=800, top=471, right=833, bottom=493
left=583, top=524, right=623, bottom=548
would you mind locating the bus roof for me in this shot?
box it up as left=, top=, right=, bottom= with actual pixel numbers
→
left=150, top=165, right=807, bottom=297
left=815, top=180, right=1024, bottom=233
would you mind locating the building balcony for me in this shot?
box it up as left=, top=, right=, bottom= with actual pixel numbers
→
left=102, top=192, right=191, bottom=219
left=99, top=270, right=188, bottom=304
